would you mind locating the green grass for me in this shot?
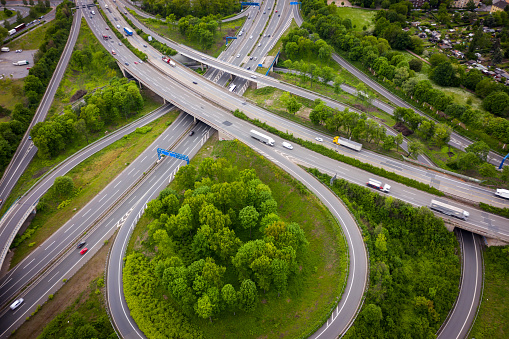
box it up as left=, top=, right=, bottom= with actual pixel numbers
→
left=28, top=276, right=116, bottom=339
left=128, top=137, right=348, bottom=339
left=135, top=14, right=246, bottom=58
left=8, top=110, right=177, bottom=268
left=335, top=7, right=376, bottom=31
left=469, top=246, right=509, bottom=339
left=7, top=23, right=51, bottom=50
left=50, top=18, right=122, bottom=116
left=0, top=78, right=25, bottom=113
left=267, top=19, right=298, bottom=56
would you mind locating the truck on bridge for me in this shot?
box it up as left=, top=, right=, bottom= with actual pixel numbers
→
left=429, top=200, right=469, bottom=220
left=124, top=27, right=133, bottom=36
left=250, top=130, right=275, bottom=146
left=333, top=136, right=362, bottom=152
left=366, top=178, right=391, bottom=193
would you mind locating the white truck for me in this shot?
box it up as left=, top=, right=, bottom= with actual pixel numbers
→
left=13, top=60, right=29, bottom=66
left=250, top=130, right=275, bottom=146
left=8, top=29, right=16, bottom=36
left=333, top=136, right=362, bottom=151
left=495, top=188, right=509, bottom=199
left=429, top=200, right=469, bottom=220
left=366, top=178, right=391, bottom=193
left=1, top=47, right=10, bottom=52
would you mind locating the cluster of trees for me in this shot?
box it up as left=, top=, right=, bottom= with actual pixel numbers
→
left=177, top=14, right=220, bottom=50
left=310, top=168, right=460, bottom=338
left=139, top=0, right=239, bottom=20
left=0, top=1, right=73, bottom=174
left=125, top=157, right=309, bottom=324
left=300, top=1, right=509, bottom=147
left=31, top=78, right=143, bottom=159
left=281, top=59, right=338, bottom=89
left=282, top=27, right=334, bottom=62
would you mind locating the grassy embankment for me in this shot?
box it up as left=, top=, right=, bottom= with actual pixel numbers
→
left=469, top=246, right=509, bottom=339
left=131, top=10, right=246, bottom=58
left=126, top=137, right=348, bottom=339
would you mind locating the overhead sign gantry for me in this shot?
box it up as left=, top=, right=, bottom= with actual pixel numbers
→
left=157, top=148, right=190, bottom=165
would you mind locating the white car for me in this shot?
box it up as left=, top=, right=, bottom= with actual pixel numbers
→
left=237, top=54, right=240, bottom=58
left=282, top=142, right=293, bottom=150
left=10, top=298, right=24, bottom=310
left=251, top=75, right=257, bottom=79
left=315, top=137, right=323, bottom=142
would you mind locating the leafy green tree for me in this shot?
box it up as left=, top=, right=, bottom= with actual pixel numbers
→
left=286, top=96, right=302, bottom=115
left=210, top=226, right=242, bottom=261
left=356, top=83, right=368, bottom=101
left=333, top=75, right=344, bottom=98
left=195, top=294, right=214, bottom=321
left=239, top=205, right=259, bottom=238
left=383, top=135, right=395, bottom=151
left=73, top=119, right=89, bottom=144
left=308, top=63, right=318, bottom=88
left=465, top=141, right=490, bottom=162
left=174, top=165, right=197, bottom=191
left=238, top=279, right=257, bottom=312
left=408, top=140, right=424, bottom=158
left=53, top=176, right=74, bottom=197
left=478, top=163, right=497, bottom=178
left=432, top=123, right=451, bottom=149
left=221, top=284, right=238, bottom=315
left=271, top=258, right=289, bottom=297
left=456, top=152, right=480, bottom=171
left=431, top=62, right=459, bottom=87
left=466, top=0, right=476, bottom=11
left=320, top=66, right=334, bottom=84
left=482, top=91, right=509, bottom=117
left=394, top=133, right=403, bottom=153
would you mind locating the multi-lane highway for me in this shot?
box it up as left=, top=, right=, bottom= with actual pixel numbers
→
left=0, top=8, right=81, bottom=216
left=0, top=2, right=499, bottom=339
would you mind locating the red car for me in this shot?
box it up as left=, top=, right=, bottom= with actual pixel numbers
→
left=80, top=248, right=88, bottom=255
left=134, top=61, right=138, bottom=64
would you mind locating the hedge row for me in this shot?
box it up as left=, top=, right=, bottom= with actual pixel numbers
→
left=233, top=109, right=444, bottom=196
left=479, top=202, right=509, bottom=219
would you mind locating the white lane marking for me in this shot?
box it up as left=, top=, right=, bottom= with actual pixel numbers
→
left=114, top=181, right=122, bottom=188
left=402, top=190, right=416, bottom=196
left=98, top=194, right=107, bottom=202
left=23, top=259, right=35, bottom=270
left=48, top=271, right=60, bottom=282
left=64, top=224, right=75, bottom=233
left=45, top=241, right=55, bottom=250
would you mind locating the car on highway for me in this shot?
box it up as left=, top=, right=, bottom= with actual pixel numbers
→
left=237, top=54, right=240, bottom=58
left=118, top=42, right=122, bottom=46
left=192, top=81, right=198, bottom=84
left=28, top=135, right=32, bottom=140
left=258, top=43, right=261, bottom=47
left=15, top=49, right=22, bottom=53
left=201, top=57, right=206, bottom=60
left=278, top=14, right=280, bottom=17
left=134, top=61, right=138, bottom=64
left=117, top=24, right=120, bottom=28
left=80, top=248, right=88, bottom=255
left=26, top=67, right=31, bottom=70
left=125, top=62, right=129, bottom=66
left=251, top=75, right=257, bottom=79
left=105, top=27, right=109, bottom=30
left=82, top=4, right=86, bottom=8
left=250, top=35, right=253, bottom=39
left=189, top=130, right=195, bottom=136
left=315, top=137, right=323, bottom=142
left=263, top=11, right=266, bottom=14
left=0, top=199, right=3, bottom=205
left=276, top=10, right=278, bottom=12
left=109, top=36, right=112, bottom=39
left=111, top=50, right=116, bottom=55
left=282, top=142, right=293, bottom=150
left=143, top=44, right=147, bottom=47
left=77, top=241, right=86, bottom=249
left=250, top=56, right=253, bottom=60
left=10, top=298, right=23, bottom=310
left=268, top=34, right=271, bottom=37
left=246, top=66, right=251, bottom=70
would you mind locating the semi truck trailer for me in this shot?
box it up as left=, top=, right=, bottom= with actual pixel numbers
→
left=429, top=200, right=469, bottom=220
left=366, top=178, right=391, bottom=193
left=495, top=188, right=509, bottom=199
left=333, top=136, right=362, bottom=151
left=250, top=130, right=275, bottom=146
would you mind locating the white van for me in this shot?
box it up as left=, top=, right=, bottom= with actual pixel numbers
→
left=282, top=142, right=293, bottom=150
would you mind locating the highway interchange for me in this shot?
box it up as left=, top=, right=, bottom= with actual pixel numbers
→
left=0, top=0, right=505, bottom=338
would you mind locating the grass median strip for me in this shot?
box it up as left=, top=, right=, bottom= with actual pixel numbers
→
left=9, top=111, right=178, bottom=268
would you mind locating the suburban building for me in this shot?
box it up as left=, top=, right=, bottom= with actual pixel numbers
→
left=490, top=0, right=508, bottom=13
left=408, top=0, right=429, bottom=8
left=452, top=0, right=480, bottom=8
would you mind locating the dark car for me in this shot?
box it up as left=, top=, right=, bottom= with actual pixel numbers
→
left=189, top=131, right=195, bottom=136
left=77, top=241, right=86, bottom=249
left=192, top=81, right=198, bottom=84
left=125, top=62, right=129, bottom=66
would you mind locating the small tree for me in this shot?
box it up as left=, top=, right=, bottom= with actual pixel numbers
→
left=53, top=176, right=74, bottom=197
left=239, top=206, right=259, bottom=238
left=478, top=163, right=497, bottom=178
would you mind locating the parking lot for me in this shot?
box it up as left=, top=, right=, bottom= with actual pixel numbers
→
left=0, top=49, right=35, bottom=79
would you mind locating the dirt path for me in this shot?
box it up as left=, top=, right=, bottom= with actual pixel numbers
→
left=11, top=241, right=113, bottom=339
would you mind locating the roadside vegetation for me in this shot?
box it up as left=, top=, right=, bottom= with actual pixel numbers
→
left=136, top=0, right=240, bottom=18
left=9, top=111, right=177, bottom=267
left=50, top=18, right=122, bottom=116
left=0, top=0, right=74, bottom=178
left=132, top=10, right=246, bottom=57
left=469, top=246, right=509, bottom=339
left=7, top=23, right=51, bottom=50
left=309, top=168, right=460, bottom=338
left=1, top=1, right=52, bottom=40
left=124, top=138, right=347, bottom=338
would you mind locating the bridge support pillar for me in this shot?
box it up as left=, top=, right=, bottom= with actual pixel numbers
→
left=193, top=116, right=197, bottom=123
left=218, top=130, right=233, bottom=141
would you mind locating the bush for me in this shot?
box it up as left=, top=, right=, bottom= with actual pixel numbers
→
left=409, top=58, right=423, bottom=72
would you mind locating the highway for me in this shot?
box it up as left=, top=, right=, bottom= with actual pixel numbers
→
left=0, top=8, right=81, bottom=218
left=0, top=104, right=173, bottom=292
left=0, top=110, right=191, bottom=338
left=0, top=2, right=493, bottom=339
left=106, top=3, right=507, bottom=209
